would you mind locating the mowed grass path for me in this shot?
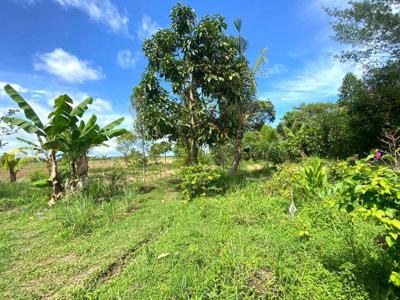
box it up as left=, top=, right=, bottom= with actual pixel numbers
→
left=0, top=163, right=392, bottom=299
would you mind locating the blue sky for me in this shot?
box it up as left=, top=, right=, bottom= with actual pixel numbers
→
left=0, top=0, right=354, bottom=155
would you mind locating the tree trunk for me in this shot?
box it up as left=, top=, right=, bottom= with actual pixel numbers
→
left=48, top=149, right=62, bottom=207
left=164, top=153, right=167, bottom=164
left=9, top=169, right=16, bottom=183
left=77, top=153, right=89, bottom=178
left=229, top=136, right=242, bottom=174
left=188, top=139, right=199, bottom=165
left=187, top=74, right=199, bottom=165
left=141, top=137, right=146, bottom=184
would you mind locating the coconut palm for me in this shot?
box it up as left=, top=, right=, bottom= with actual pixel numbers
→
left=0, top=149, right=33, bottom=182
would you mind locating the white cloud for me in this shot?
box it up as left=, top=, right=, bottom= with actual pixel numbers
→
left=54, top=0, right=129, bottom=34
left=259, top=56, right=361, bottom=103
left=117, top=50, right=139, bottom=69
left=12, top=0, right=130, bottom=35
left=0, top=81, right=28, bottom=98
left=34, top=48, right=104, bottom=84
left=91, top=98, right=113, bottom=113
left=137, top=15, right=161, bottom=41
left=259, top=64, right=288, bottom=78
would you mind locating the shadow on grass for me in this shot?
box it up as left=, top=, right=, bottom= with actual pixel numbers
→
left=217, top=165, right=274, bottom=193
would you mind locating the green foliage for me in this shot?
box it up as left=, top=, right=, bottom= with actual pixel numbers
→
left=0, top=149, right=33, bottom=182
left=133, top=3, right=243, bottom=165
left=326, top=0, right=400, bottom=66
left=242, top=125, right=280, bottom=162
left=180, top=164, right=221, bottom=200
left=82, top=168, right=128, bottom=203
left=278, top=103, right=354, bottom=160
left=298, top=158, right=329, bottom=196
left=339, top=65, right=400, bottom=154
left=211, top=142, right=234, bottom=167
left=337, top=152, right=400, bottom=286
left=272, top=158, right=329, bottom=200
left=30, top=171, right=48, bottom=182
left=58, top=196, right=95, bottom=235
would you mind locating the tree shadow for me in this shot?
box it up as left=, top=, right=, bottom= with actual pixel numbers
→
left=217, top=165, right=274, bottom=192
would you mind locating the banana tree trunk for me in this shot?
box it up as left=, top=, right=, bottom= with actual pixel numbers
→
left=9, top=169, right=17, bottom=183
left=48, top=150, right=62, bottom=207
left=77, top=153, right=89, bottom=178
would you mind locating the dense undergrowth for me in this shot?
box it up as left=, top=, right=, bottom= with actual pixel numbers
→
left=0, top=160, right=396, bottom=299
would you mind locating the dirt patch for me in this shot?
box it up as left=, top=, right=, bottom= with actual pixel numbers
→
left=247, top=267, right=280, bottom=298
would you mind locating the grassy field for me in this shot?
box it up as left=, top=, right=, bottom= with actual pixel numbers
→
left=0, top=159, right=394, bottom=299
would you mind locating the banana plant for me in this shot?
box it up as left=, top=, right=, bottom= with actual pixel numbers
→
left=0, top=149, right=33, bottom=182
left=61, top=114, right=126, bottom=190
left=0, top=84, right=125, bottom=205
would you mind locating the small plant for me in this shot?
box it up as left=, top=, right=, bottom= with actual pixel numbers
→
left=58, top=196, right=95, bottom=235
left=337, top=152, right=400, bottom=286
left=298, top=158, right=328, bottom=196
left=180, top=164, right=221, bottom=200
left=0, top=149, right=33, bottom=182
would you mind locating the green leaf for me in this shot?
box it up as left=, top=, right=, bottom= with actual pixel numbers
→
left=103, top=117, right=125, bottom=131
left=71, top=97, right=93, bottom=117
left=4, top=84, right=44, bottom=129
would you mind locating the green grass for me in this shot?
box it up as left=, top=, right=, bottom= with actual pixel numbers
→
left=0, top=163, right=395, bottom=299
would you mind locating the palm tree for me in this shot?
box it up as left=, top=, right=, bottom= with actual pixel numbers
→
left=0, top=149, right=33, bottom=182
left=226, top=19, right=275, bottom=174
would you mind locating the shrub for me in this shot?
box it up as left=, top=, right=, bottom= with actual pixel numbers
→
left=337, top=152, right=400, bottom=286
left=30, top=171, right=48, bottom=182
left=82, top=168, right=127, bottom=203
left=180, top=164, right=221, bottom=200
left=58, top=196, right=95, bottom=235
left=273, top=158, right=329, bottom=199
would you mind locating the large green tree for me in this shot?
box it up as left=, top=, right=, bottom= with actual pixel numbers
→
left=278, top=102, right=354, bottom=159
left=326, top=0, right=400, bottom=66
left=133, top=3, right=242, bottom=165
left=338, top=64, right=400, bottom=154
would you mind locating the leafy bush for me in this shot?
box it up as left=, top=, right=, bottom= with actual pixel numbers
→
left=337, top=152, right=400, bottom=286
left=180, top=164, right=221, bottom=200
left=82, top=168, right=127, bottom=203
left=30, top=171, right=48, bottom=182
left=298, top=158, right=328, bottom=196
left=272, top=158, right=329, bottom=199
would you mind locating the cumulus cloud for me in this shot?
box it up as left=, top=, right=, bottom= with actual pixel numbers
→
left=137, top=15, right=161, bottom=41
left=12, top=0, right=130, bottom=35
left=54, top=0, right=129, bottom=34
left=117, top=50, right=139, bottom=69
left=34, top=48, right=104, bottom=84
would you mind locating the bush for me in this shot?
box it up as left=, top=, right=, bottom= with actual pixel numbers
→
left=30, top=171, right=48, bottom=182
left=82, top=168, right=127, bottom=203
left=180, top=164, right=221, bottom=200
left=337, top=152, right=400, bottom=286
